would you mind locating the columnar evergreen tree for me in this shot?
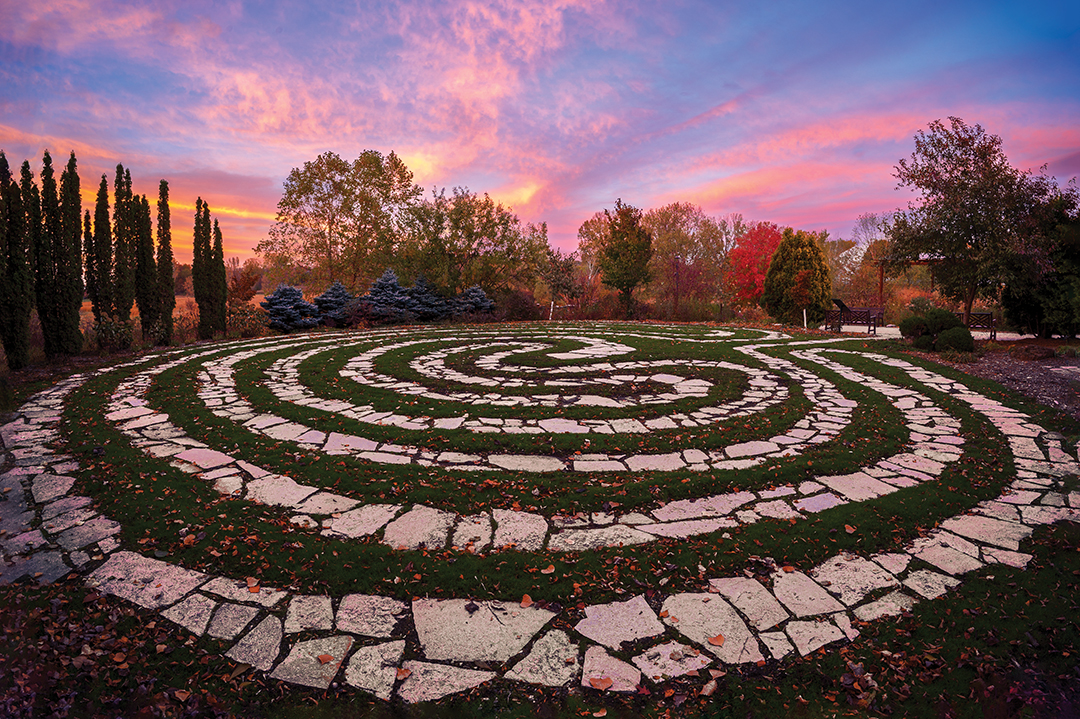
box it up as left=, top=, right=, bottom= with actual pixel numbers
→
left=0, top=154, right=32, bottom=370
left=192, top=198, right=215, bottom=339
left=760, top=228, right=832, bottom=326
left=156, top=180, right=174, bottom=345
left=211, top=219, right=227, bottom=334
left=135, top=193, right=159, bottom=339
left=112, top=165, right=136, bottom=323
left=36, top=151, right=61, bottom=357
left=56, top=152, right=83, bottom=354
left=88, top=175, right=113, bottom=323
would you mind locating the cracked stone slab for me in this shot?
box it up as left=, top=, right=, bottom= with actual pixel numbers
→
left=636, top=518, right=736, bottom=539
left=397, top=661, right=495, bottom=703
left=913, top=544, right=984, bottom=575
left=982, top=547, right=1033, bottom=569
left=56, top=516, right=121, bottom=551
left=786, top=619, right=846, bottom=656
left=382, top=505, right=454, bottom=550
left=771, top=570, right=845, bottom=617
left=506, top=630, right=579, bottom=687
left=574, top=595, right=665, bottom=650
left=451, top=513, right=492, bottom=552
left=792, top=492, right=846, bottom=513
left=661, top=593, right=763, bottom=665
left=161, top=594, right=218, bottom=635
left=336, top=594, right=408, bottom=637
left=709, top=576, right=789, bottom=630
left=226, top=616, right=283, bottom=671
left=413, top=599, right=555, bottom=662
left=88, top=551, right=207, bottom=610
left=344, top=640, right=405, bottom=700
left=632, top=641, right=712, bottom=682
left=174, top=448, right=234, bottom=470
left=285, top=595, right=334, bottom=633
left=759, top=631, right=794, bottom=659
left=271, top=635, right=353, bottom=689
left=208, top=602, right=260, bottom=640
left=325, top=504, right=401, bottom=538
left=296, top=492, right=361, bottom=516
left=818, top=472, right=898, bottom=501
left=940, top=515, right=1032, bottom=551
left=0, top=550, right=70, bottom=585
left=488, top=455, right=565, bottom=472
left=650, top=491, right=755, bottom=523
left=580, top=646, right=640, bottom=693
left=810, top=555, right=899, bottom=606
left=246, top=474, right=319, bottom=508
left=492, top=509, right=548, bottom=551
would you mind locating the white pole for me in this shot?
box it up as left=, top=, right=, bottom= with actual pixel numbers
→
left=803, top=308, right=807, bottom=329
left=549, top=300, right=555, bottom=321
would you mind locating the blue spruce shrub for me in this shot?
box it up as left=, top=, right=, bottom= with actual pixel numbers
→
left=313, top=280, right=354, bottom=327
left=408, top=274, right=450, bottom=322
left=260, top=285, right=319, bottom=332
left=452, top=285, right=495, bottom=317
left=356, top=269, right=419, bottom=324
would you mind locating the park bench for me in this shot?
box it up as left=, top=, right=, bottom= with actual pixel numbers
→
left=825, top=299, right=884, bottom=334
left=952, top=311, right=997, bottom=340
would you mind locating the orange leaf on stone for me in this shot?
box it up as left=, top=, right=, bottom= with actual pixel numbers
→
left=396, top=667, right=412, bottom=680
left=708, top=634, right=725, bottom=647
left=589, top=676, right=614, bottom=691
left=781, top=566, right=795, bottom=573
left=845, top=524, right=857, bottom=534
left=520, top=594, right=534, bottom=608
left=658, top=610, right=669, bottom=618
left=317, top=654, right=334, bottom=665
left=245, top=577, right=259, bottom=587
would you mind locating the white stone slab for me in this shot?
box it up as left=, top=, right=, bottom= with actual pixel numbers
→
left=246, top=474, right=318, bottom=508
left=661, top=593, right=763, bottom=664
left=574, top=595, right=665, bottom=649
left=505, top=630, right=579, bottom=687
left=297, top=492, right=361, bottom=516
left=632, top=641, right=712, bottom=682
left=580, top=646, right=640, bottom=693
left=452, top=513, right=492, bottom=552
left=326, top=504, right=401, bottom=539
left=818, top=473, right=897, bottom=501
left=547, top=525, right=654, bottom=551
left=913, top=545, right=984, bottom=575
left=201, top=576, right=288, bottom=608
left=208, top=602, right=259, bottom=640
left=492, top=509, right=548, bottom=552
left=793, top=493, right=846, bottom=513
left=786, top=619, right=846, bottom=656
left=270, top=635, right=353, bottom=689
left=708, top=576, right=789, bottom=630
left=88, top=551, right=207, bottom=610
left=488, top=454, right=565, bottom=472
left=286, top=595, right=334, bottom=633
left=771, top=570, right=844, bottom=617
left=336, top=594, right=408, bottom=637
left=382, top=505, right=455, bottom=550
left=225, top=616, right=283, bottom=671
left=161, top=593, right=218, bottom=635
left=903, top=569, right=960, bottom=599
left=982, top=547, right=1033, bottom=569
left=940, top=515, right=1032, bottom=551
left=810, top=555, right=899, bottom=606
left=759, top=631, right=794, bottom=659
left=650, top=491, right=755, bottom=522
left=853, top=591, right=917, bottom=622
left=396, top=661, right=495, bottom=703
left=175, top=448, right=234, bottom=469
left=637, top=518, right=736, bottom=539
left=413, top=599, right=555, bottom=662
left=31, top=474, right=75, bottom=504
left=344, top=640, right=405, bottom=700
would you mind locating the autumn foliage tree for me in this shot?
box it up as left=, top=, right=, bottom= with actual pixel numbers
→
left=598, top=199, right=653, bottom=318
left=726, top=222, right=782, bottom=306
left=761, top=228, right=832, bottom=325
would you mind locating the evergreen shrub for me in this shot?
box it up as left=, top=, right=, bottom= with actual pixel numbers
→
left=261, top=285, right=319, bottom=332
left=935, top=326, right=974, bottom=352
left=313, top=281, right=354, bottom=327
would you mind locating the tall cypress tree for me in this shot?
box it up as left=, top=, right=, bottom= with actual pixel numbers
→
left=37, top=151, right=61, bottom=357
left=0, top=154, right=31, bottom=370
left=193, top=198, right=214, bottom=339
left=112, top=165, right=135, bottom=323
left=211, top=219, right=227, bottom=333
left=89, top=175, right=113, bottom=323
left=135, top=193, right=159, bottom=339
left=57, top=152, right=83, bottom=354
left=156, top=180, right=174, bottom=345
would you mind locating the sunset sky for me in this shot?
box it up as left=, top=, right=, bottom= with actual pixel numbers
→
left=2, top=0, right=1078, bottom=263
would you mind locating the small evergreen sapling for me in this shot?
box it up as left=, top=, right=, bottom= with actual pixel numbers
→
left=452, top=285, right=495, bottom=317
left=408, top=274, right=450, bottom=321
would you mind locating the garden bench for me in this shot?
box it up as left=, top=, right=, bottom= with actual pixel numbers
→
left=825, top=299, right=883, bottom=334
left=953, top=311, right=997, bottom=340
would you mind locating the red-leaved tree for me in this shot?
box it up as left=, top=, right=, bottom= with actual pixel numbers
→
left=726, top=221, right=782, bottom=305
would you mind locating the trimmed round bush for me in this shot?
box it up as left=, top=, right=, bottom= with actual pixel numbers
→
left=913, top=334, right=935, bottom=350
left=935, top=326, right=974, bottom=352
left=924, top=307, right=963, bottom=335
left=898, top=315, right=928, bottom=338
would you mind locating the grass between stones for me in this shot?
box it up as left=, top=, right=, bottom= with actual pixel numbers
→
left=6, top=325, right=1079, bottom=717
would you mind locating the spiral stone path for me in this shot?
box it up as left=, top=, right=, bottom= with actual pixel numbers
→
left=1, top=322, right=1077, bottom=704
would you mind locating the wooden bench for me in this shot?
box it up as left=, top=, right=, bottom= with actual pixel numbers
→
left=825, top=299, right=884, bottom=334
left=952, top=311, right=997, bottom=341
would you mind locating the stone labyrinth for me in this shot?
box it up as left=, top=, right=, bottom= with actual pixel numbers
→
left=1, top=322, right=1078, bottom=705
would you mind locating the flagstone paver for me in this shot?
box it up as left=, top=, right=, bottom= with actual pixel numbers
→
left=413, top=599, right=555, bottom=662
left=285, top=595, right=334, bottom=633
left=633, top=641, right=712, bottom=682
left=505, top=630, right=579, bottom=687
left=771, top=570, right=845, bottom=617
left=581, top=646, right=641, bottom=693
left=270, top=635, right=353, bottom=689
left=396, top=661, right=495, bottom=703
left=708, top=576, right=789, bottom=630
left=574, top=595, right=665, bottom=649
left=344, top=640, right=405, bottom=700
left=661, top=593, right=764, bottom=664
